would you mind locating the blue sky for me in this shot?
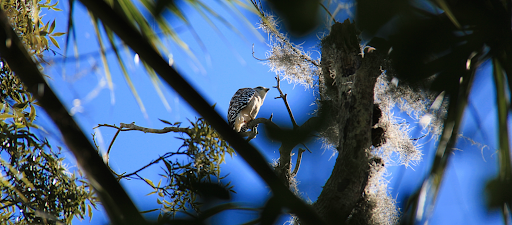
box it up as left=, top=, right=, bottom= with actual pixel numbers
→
left=34, top=0, right=506, bottom=224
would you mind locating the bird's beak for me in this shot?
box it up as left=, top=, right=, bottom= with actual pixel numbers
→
left=265, top=88, right=270, bottom=92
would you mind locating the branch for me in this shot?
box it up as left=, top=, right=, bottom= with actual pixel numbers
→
left=319, top=2, right=337, bottom=24
left=246, top=116, right=274, bottom=130
left=96, top=122, right=195, bottom=177
left=79, top=1, right=327, bottom=224
left=274, top=75, right=298, bottom=128
left=291, top=148, right=306, bottom=177
left=251, top=0, right=320, bottom=68
left=119, top=154, right=189, bottom=180
left=0, top=9, right=145, bottom=225
left=96, top=123, right=192, bottom=134
left=252, top=44, right=270, bottom=61
left=236, top=115, right=275, bottom=142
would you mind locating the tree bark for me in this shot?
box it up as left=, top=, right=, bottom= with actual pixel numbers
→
left=313, top=19, right=384, bottom=224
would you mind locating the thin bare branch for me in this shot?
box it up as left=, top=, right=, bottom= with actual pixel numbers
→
left=0, top=9, right=145, bottom=225
left=301, top=143, right=312, bottom=153
left=96, top=122, right=197, bottom=177
left=291, top=148, right=306, bottom=177
left=319, top=2, right=337, bottom=24
left=274, top=75, right=299, bottom=128
left=120, top=154, right=186, bottom=179
left=106, top=128, right=121, bottom=165
left=80, top=0, right=327, bottom=223
left=253, top=0, right=319, bottom=68
left=252, top=44, right=270, bottom=61
left=96, top=123, right=192, bottom=134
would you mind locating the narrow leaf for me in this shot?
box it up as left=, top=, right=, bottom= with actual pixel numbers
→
left=103, top=24, right=148, bottom=118
left=159, top=119, right=173, bottom=125
left=143, top=62, right=171, bottom=112
left=91, top=15, right=115, bottom=104
left=87, top=204, right=93, bottom=222
left=433, top=0, right=461, bottom=28
left=144, top=178, right=154, bottom=187
left=163, top=158, right=173, bottom=173
left=49, top=36, right=60, bottom=49
left=52, top=32, right=65, bottom=37
left=493, top=59, right=512, bottom=177
left=29, top=104, right=36, bottom=122
left=140, top=208, right=159, bottom=214
left=0, top=113, right=14, bottom=119
left=49, top=20, right=56, bottom=33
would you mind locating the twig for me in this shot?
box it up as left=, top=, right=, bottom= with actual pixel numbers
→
left=95, top=122, right=195, bottom=178
left=118, top=153, right=189, bottom=179
left=274, top=75, right=299, bottom=128
left=106, top=128, right=121, bottom=165
left=301, top=143, right=312, bottom=153
left=251, top=0, right=320, bottom=68
left=96, top=123, right=192, bottom=134
left=319, top=2, right=337, bottom=24
left=291, top=148, right=306, bottom=177
left=252, top=44, right=270, bottom=61
left=80, top=0, right=327, bottom=223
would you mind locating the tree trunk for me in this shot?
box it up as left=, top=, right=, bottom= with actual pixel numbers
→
left=313, top=19, right=384, bottom=224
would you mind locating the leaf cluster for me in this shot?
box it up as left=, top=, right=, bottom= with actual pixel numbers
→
left=0, top=68, right=96, bottom=224
left=0, top=0, right=329, bottom=224
left=2, top=0, right=63, bottom=58
left=0, top=1, right=96, bottom=223
left=119, top=118, right=235, bottom=221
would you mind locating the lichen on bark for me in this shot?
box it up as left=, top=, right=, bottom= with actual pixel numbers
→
left=314, top=19, right=398, bottom=225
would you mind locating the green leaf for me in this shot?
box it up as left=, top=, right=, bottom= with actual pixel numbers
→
left=91, top=16, right=114, bottom=102
left=493, top=58, right=512, bottom=177
left=163, top=158, right=173, bottom=173
left=48, top=1, right=59, bottom=8
left=433, top=0, right=461, bottom=28
left=12, top=102, right=27, bottom=109
left=144, top=178, right=154, bottom=187
left=159, top=119, right=172, bottom=125
left=28, top=104, right=36, bottom=122
left=49, top=36, right=60, bottom=49
left=87, top=204, right=93, bottom=222
left=49, top=20, right=56, bottom=33
left=51, top=32, right=65, bottom=37
left=102, top=24, right=147, bottom=118
left=43, top=20, right=49, bottom=32
left=143, top=62, right=171, bottom=112
left=0, top=113, right=15, bottom=119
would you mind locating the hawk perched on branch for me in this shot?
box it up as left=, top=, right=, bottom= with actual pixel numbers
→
left=228, top=86, right=270, bottom=132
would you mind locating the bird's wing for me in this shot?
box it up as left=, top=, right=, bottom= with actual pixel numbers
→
left=228, top=88, right=256, bottom=127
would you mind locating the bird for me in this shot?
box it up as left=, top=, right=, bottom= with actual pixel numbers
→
left=228, top=86, right=270, bottom=132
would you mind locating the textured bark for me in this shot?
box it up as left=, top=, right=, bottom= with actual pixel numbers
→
left=312, top=20, right=384, bottom=224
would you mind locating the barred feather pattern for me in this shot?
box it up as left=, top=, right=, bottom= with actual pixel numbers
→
left=228, top=88, right=256, bottom=132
